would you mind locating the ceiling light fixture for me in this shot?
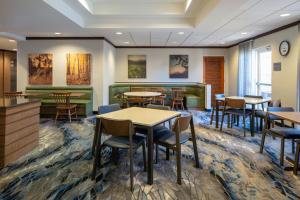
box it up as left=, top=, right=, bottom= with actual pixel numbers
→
left=55, top=32, right=61, bottom=35
left=115, top=32, right=123, bottom=35
left=9, top=40, right=16, bottom=42
left=123, top=41, right=129, bottom=44
left=280, top=13, right=291, bottom=17
left=185, top=0, right=193, bottom=11
left=178, top=32, right=185, bottom=35
left=12, top=49, right=17, bottom=51
left=241, top=32, right=248, bottom=35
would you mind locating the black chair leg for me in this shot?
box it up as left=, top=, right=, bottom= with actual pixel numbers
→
left=155, top=144, right=159, bottom=164
left=227, top=114, right=230, bottom=128
left=220, top=112, right=225, bottom=131
left=166, top=148, right=170, bottom=160
left=260, top=131, right=266, bottom=153
left=280, top=138, right=285, bottom=166
left=260, top=118, right=263, bottom=131
left=176, top=147, right=182, bottom=184
left=293, top=143, right=300, bottom=175
left=292, top=139, right=295, bottom=154
left=210, top=107, right=215, bottom=125
left=243, top=115, right=246, bottom=137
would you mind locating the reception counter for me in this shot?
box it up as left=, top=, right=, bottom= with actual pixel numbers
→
left=0, top=97, right=41, bottom=168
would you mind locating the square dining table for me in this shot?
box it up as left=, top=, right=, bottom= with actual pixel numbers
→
left=96, top=107, right=200, bottom=184
left=215, top=96, right=271, bottom=136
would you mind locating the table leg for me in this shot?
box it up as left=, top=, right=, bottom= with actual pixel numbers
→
left=190, top=116, right=200, bottom=168
left=215, top=100, right=219, bottom=128
left=251, top=104, right=255, bottom=137
left=147, top=127, right=153, bottom=184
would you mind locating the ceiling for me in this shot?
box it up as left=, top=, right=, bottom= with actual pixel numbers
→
left=0, top=0, right=299, bottom=48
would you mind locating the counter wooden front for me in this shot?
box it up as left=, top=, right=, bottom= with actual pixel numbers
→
left=0, top=97, right=41, bottom=168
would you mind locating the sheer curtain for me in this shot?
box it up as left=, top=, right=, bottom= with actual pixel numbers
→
left=238, top=40, right=257, bottom=96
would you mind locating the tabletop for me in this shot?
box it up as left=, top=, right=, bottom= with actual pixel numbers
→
left=269, top=112, right=300, bottom=124
left=124, top=92, right=162, bottom=97
left=216, top=96, right=271, bottom=105
left=97, top=107, right=180, bottom=127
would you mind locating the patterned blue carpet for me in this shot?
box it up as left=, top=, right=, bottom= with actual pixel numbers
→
left=0, top=111, right=299, bottom=199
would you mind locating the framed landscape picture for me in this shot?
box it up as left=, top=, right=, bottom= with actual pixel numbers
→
left=169, top=55, right=188, bottom=78
left=28, top=53, right=53, bottom=85
left=128, top=55, right=146, bottom=78
left=66, top=53, right=91, bottom=85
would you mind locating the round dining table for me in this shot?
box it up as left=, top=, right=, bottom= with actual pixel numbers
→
left=123, top=91, right=162, bottom=98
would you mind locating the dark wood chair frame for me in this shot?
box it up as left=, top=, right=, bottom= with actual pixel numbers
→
left=210, top=94, right=225, bottom=125
left=154, top=114, right=200, bottom=184
left=92, top=117, right=146, bottom=191
left=294, top=140, right=300, bottom=175
left=259, top=107, right=298, bottom=166
left=220, top=98, right=252, bottom=137
left=171, top=88, right=184, bottom=110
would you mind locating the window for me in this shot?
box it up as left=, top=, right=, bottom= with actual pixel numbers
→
left=254, top=46, right=272, bottom=98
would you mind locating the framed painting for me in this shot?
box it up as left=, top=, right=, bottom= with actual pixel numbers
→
left=28, top=53, right=53, bottom=85
left=66, top=53, right=91, bottom=85
left=128, top=55, right=146, bottom=78
left=169, top=55, right=188, bottom=78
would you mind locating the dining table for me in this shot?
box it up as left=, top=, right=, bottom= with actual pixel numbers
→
left=268, top=111, right=300, bottom=174
left=215, top=96, right=271, bottom=136
left=123, top=91, right=162, bottom=98
left=96, top=107, right=200, bottom=184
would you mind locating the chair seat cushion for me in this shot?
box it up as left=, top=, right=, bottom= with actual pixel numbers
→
left=270, top=128, right=300, bottom=139
left=103, top=135, right=145, bottom=149
left=135, top=126, right=170, bottom=140
left=226, top=108, right=252, bottom=115
left=154, top=128, right=190, bottom=146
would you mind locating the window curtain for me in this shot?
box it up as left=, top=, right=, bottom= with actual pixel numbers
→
left=237, top=40, right=256, bottom=96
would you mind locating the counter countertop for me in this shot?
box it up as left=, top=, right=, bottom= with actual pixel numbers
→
left=0, top=97, right=40, bottom=108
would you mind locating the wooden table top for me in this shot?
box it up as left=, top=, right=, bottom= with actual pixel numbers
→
left=269, top=112, right=300, bottom=124
left=124, top=92, right=162, bottom=97
left=97, top=107, right=180, bottom=127
left=216, top=96, right=271, bottom=105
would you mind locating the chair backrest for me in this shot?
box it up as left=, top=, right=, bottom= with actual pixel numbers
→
left=98, top=104, right=121, bottom=114
left=267, top=107, right=294, bottom=112
left=99, top=117, right=132, bottom=137
left=269, top=99, right=281, bottom=107
left=225, top=98, right=245, bottom=109
left=172, top=114, right=192, bottom=133
left=146, top=104, right=170, bottom=110
left=244, top=95, right=263, bottom=99
left=52, top=92, right=71, bottom=105
left=4, top=91, right=23, bottom=97
left=171, top=88, right=184, bottom=98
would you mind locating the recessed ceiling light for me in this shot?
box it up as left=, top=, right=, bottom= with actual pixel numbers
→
left=171, top=41, right=178, bottom=44
left=220, top=42, right=226, bottom=44
left=241, top=32, right=248, bottom=35
left=54, top=32, right=61, bottom=35
left=115, top=32, right=123, bottom=35
left=123, top=41, right=129, bottom=44
left=280, top=13, right=291, bottom=17
left=12, top=49, right=17, bottom=51
left=9, top=40, right=16, bottom=42
left=178, top=32, right=185, bottom=35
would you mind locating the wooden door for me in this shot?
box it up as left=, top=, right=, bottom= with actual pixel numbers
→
left=203, top=56, right=224, bottom=105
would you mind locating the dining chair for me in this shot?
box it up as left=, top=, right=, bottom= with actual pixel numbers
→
left=153, top=114, right=194, bottom=184
left=4, top=91, right=23, bottom=97
left=293, top=140, right=300, bottom=175
left=260, top=107, right=300, bottom=166
left=171, top=88, right=184, bottom=110
left=53, top=92, right=77, bottom=123
left=149, top=87, right=166, bottom=106
left=91, top=117, right=146, bottom=191
left=210, top=94, right=225, bottom=125
left=255, top=99, right=282, bottom=130
left=92, top=104, right=122, bottom=155
left=220, top=98, right=252, bottom=136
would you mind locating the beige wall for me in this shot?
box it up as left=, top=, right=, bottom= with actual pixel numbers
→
left=17, top=40, right=115, bottom=110
left=116, top=48, right=229, bottom=93
left=227, top=25, right=300, bottom=109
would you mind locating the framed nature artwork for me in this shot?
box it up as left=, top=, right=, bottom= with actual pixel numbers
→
left=66, top=53, right=91, bottom=85
left=28, top=53, right=53, bottom=85
left=169, top=55, right=188, bottom=78
left=128, top=55, right=146, bottom=78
